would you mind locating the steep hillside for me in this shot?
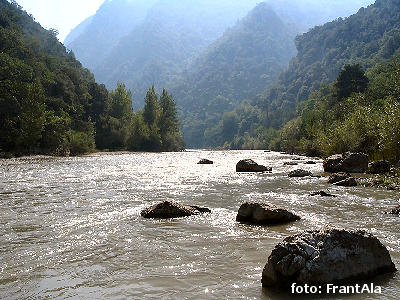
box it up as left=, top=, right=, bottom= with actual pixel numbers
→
left=172, top=3, right=297, bottom=147
left=0, top=0, right=110, bottom=156
left=94, top=0, right=261, bottom=107
left=64, top=0, right=159, bottom=71
left=262, top=0, right=400, bottom=129
left=195, top=0, right=400, bottom=150
left=173, top=0, right=375, bottom=148
left=267, top=0, right=375, bottom=32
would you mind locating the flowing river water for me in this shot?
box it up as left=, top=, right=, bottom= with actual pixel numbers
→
left=0, top=150, right=399, bottom=299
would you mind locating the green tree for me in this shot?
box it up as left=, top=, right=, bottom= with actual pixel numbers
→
left=333, top=64, right=369, bottom=102
left=143, top=86, right=159, bottom=126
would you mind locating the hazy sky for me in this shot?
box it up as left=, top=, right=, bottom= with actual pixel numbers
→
left=16, top=0, right=105, bottom=42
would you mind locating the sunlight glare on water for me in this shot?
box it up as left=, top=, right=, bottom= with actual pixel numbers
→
left=0, top=150, right=399, bottom=299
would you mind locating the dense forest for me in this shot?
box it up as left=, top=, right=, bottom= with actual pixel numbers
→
left=0, top=0, right=183, bottom=157
left=276, top=58, right=400, bottom=163
left=168, top=0, right=375, bottom=148
left=215, top=0, right=400, bottom=152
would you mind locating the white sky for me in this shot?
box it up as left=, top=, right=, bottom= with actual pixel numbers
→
left=16, top=0, right=105, bottom=43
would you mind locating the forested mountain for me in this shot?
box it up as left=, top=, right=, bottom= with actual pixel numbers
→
left=172, top=3, right=298, bottom=148
left=64, top=0, right=159, bottom=71
left=93, top=0, right=261, bottom=108
left=276, top=58, right=400, bottom=163
left=266, top=0, right=375, bottom=33
left=0, top=0, right=108, bottom=156
left=261, top=0, right=400, bottom=129
left=171, top=0, right=375, bottom=148
left=0, top=0, right=184, bottom=157
left=211, top=0, right=400, bottom=150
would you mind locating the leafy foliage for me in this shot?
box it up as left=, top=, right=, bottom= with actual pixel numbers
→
left=214, top=0, right=400, bottom=151
left=276, top=57, right=400, bottom=163
left=0, top=0, right=105, bottom=156
left=261, top=0, right=400, bottom=129
left=0, top=1, right=184, bottom=156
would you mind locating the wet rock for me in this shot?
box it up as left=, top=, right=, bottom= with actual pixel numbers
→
left=368, top=160, right=391, bottom=174
left=284, top=162, right=298, bottom=166
left=236, top=202, right=300, bottom=225
left=236, top=159, right=271, bottom=172
left=388, top=205, right=400, bottom=215
left=323, top=154, right=343, bottom=173
left=334, top=177, right=357, bottom=187
left=261, top=228, right=396, bottom=288
left=324, top=152, right=369, bottom=173
left=288, top=169, right=313, bottom=178
left=264, top=150, right=271, bottom=153
left=328, top=172, right=351, bottom=184
left=304, top=160, right=317, bottom=165
left=198, top=159, right=213, bottom=165
left=310, top=191, right=337, bottom=197
left=341, top=152, right=369, bottom=173
left=141, top=201, right=211, bottom=219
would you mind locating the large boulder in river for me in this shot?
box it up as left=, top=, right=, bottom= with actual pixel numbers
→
left=261, top=228, right=396, bottom=288
left=198, top=159, right=213, bottom=165
left=236, top=202, right=300, bottom=225
left=368, top=160, right=391, bottom=174
left=141, top=201, right=211, bottom=219
left=288, top=169, right=313, bottom=178
left=323, top=154, right=343, bottom=173
left=328, top=172, right=350, bottom=184
left=324, top=152, right=368, bottom=173
left=236, top=159, right=271, bottom=172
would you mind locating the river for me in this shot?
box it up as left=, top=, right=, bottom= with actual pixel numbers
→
left=0, top=150, right=399, bottom=299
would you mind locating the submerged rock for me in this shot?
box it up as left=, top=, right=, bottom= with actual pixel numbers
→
left=284, top=162, right=298, bottom=166
left=141, top=201, right=211, bottom=219
left=304, top=160, right=317, bottom=165
left=198, top=159, right=213, bottom=165
left=328, top=172, right=351, bottom=184
left=324, top=152, right=368, bottom=173
left=388, top=205, right=400, bottom=215
left=288, top=169, right=313, bottom=178
left=261, top=228, right=396, bottom=288
left=334, top=177, right=357, bottom=187
left=236, top=202, right=300, bottom=225
left=236, top=159, right=271, bottom=172
left=310, top=191, right=337, bottom=197
left=368, top=160, right=391, bottom=174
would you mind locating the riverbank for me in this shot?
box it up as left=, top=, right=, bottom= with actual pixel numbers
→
left=359, top=173, right=400, bottom=191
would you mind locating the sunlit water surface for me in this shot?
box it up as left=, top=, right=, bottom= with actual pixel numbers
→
left=0, top=150, right=399, bottom=299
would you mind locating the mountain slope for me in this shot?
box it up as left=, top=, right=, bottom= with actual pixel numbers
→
left=262, top=0, right=400, bottom=129
left=171, top=0, right=375, bottom=148
left=64, top=0, right=159, bottom=71
left=171, top=3, right=297, bottom=147
left=70, top=0, right=262, bottom=106
left=0, top=0, right=110, bottom=156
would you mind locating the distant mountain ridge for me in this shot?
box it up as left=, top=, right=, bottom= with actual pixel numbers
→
left=64, top=0, right=159, bottom=71
left=64, top=0, right=376, bottom=148
left=170, top=3, right=298, bottom=147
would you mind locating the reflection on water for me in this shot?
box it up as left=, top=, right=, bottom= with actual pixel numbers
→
left=0, top=151, right=399, bottom=299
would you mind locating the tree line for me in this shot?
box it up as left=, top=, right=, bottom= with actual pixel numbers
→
left=0, top=0, right=183, bottom=157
